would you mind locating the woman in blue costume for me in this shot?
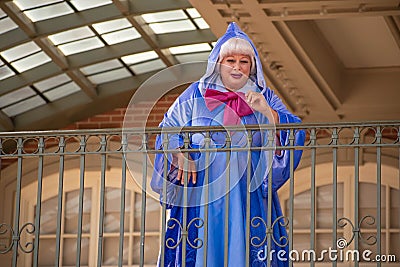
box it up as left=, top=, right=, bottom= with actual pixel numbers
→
left=151, top=22, right=305, bottom=266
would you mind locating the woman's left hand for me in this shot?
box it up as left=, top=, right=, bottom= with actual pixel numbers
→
left=245, top=91, right=279, bottom=123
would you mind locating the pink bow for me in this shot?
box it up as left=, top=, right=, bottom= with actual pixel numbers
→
left=204, top=89, right=253, bottom=125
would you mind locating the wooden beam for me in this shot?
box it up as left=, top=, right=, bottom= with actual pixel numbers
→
left=0, top=110, right=14, bottom=131
left=385, top=16, right=400, bottom=50
left=0, top=0, right=194, bottom=50
left=113, top=0, right=178, bottom=66
left=1, top=30, right=215, bottom=95
left=0, top=1, right=98, bottom=99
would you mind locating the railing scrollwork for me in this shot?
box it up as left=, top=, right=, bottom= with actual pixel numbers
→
left=0, top=222, right=36, bottom=254
left=337, top=215, right=377, bottom=247
left=250, top=215, right=289, bottom=248
left=165, top=217, right=204, bottom=249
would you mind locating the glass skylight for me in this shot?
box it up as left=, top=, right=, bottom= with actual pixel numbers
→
left=1, top=42, right=40, bottom=62
left=49, top=26, right=104, bottom=56
left=2, top=95, right=46, bottom=117
left=176, top=52, right=210, bottom=63
left=34, top=74, right=71, bottom=92
left=34, top=74, right=80, bottom=101
left=92, top=18, right=131, bottom=34
left=102, top=28, right=141, bottom=45
left=17, top=2, right=74, bottom=22
left=149, top=20, right=196, bottom=34
left=43, top=82, right=81, bottom=101
left=0, top=60, right=15, bottom=80
left=141, top=10, right=187, bottom=23
left=0, top=86, right=36, bottom=109
left=81, top=59, right=122, bottom=75
left=82, top=58, right=133, bottom=84
left=0, top=11, right=18, bottom=34
left=130, top=59, right=166, bottom=75
left=186, top=8, right=201, bottom=18
left=14, top=0, right=61, bottom=10
left=121, top=51, right=158, bottom=65
left=194, top=18, right=210, bottom=29
left=70, top=0, right=112, bottom=11
left=11, top=52, right=51, bottom=72
left=0, top=42, right=51, bottom=73
left=57, top=37, right=104, bottom=56
left=169, top=43, right=211, bottom=55
left=0, top=1, right=216, bottom=123
left=87, top=68, right=131, bottom=84
left=48, top=27, right=95, bottom=45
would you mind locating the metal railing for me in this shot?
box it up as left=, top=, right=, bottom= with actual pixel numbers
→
left=0, top=121, right=399, bottom=266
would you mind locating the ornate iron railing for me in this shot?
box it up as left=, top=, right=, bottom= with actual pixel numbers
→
left=0, top=122, right=399, bottom=266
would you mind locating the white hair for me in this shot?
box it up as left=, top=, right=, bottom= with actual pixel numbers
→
left=218, top=38, right=256, bottom=74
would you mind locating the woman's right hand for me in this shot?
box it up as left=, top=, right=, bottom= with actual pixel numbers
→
left=172, top=152, right=197, bottom=185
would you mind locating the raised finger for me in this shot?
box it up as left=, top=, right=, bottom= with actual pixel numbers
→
left=181, top=170, right=189, bottom=185
left=192, top=171, right=197, bottom=184
left=246, top=93, right=253, bottom=104
left=177, top=168, right=182, bottom=182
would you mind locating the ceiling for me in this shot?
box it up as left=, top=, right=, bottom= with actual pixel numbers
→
left=0, top=0, right=399, bottom=131
left=191, top=0, right=400, bottom=122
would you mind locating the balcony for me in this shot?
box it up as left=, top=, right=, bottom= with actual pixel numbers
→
left=0, top=122, right=399, bottom=266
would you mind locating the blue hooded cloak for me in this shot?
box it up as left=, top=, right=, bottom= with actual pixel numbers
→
left=151, top=22, right=305, bottom=267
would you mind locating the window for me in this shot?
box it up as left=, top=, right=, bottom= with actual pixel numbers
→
left=33, top=186, right=160, bottom=266
left=285, top=184, right=344, bottom=256
left=282, top=181, right=399, bottom=264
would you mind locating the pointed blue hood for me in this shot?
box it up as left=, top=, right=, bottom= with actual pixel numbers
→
left=199, top=22, right=266, bottom=94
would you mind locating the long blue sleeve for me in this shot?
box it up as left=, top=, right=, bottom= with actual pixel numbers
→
left=150, top=84, right=199, bottom=208
left=263, top=88, right=306, bottom=192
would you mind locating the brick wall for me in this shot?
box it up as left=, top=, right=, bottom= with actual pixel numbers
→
left=0, top=93, right=179, bottom=170
left=63, top=93, right=179, bottom=130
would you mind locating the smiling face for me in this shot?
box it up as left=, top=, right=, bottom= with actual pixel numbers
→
left=220, top=54, right=252, bottom=91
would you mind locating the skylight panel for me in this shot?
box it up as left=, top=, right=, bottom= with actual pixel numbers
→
left=2, top=95, right=46, bottom=117
left=130, top=59, right=166, bottom=75
left=48, top=27, right=95, bottom=45
left=121, top=51, right=158, bottom=65
left=194, top=18, right=210, bottom=29
left=43, top=82, right=81, bottom=101
left=169, top=43, right=211, bottom=55
left=0, top=17, right=18, bottom=34
left=0, top=65, right=15, bottom=80
left=142, top=10, right=187, bottom=23
left=87, top=68, right=131, bottom=84
left=149, top=20, right=196, bottom=34
left=14, top=0, right=60, bottom=10
left=0, top=87, right=36, bottom=109
left=11, top=52, right=51, bottom=72
left=1, top=42, right=52, bottom=73
left=81, top=59, right=122, bottom=75
left=22, top=2, right=74, bottom=22
left=186, top=8, right=201, bottom=18
left=70, top=0, right=112, bottom=11
left=1, top=42, right=40, bottom=62
left=34, top=74, right=71, bottom=92
left=57, top=37, right=104, bottom=56
left=102, top=28, right=141, bottom=45
left=176, top=52, right=210, bottom=63
left=92, top=18, right=131, bottom=34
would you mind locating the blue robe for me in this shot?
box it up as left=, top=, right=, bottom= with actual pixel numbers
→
left=151, top=22, right=305, bottom=267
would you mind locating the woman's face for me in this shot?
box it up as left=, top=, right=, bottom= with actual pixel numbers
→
left=220, top=54, right=251, bottom=91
